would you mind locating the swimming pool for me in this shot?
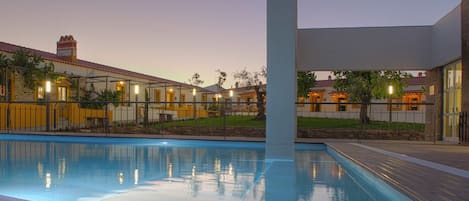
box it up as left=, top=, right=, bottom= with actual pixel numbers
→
left=0, top=134, right=410, bottom=201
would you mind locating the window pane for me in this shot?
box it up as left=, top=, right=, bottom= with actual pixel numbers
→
left=456, top=61, right=462, bottom=87
left=37, top=87, right=44, bottom=99
left=58, top=87, right=67, bottom=101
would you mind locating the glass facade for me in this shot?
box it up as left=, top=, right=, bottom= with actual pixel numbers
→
left=443, top=60, right=462, bottom=141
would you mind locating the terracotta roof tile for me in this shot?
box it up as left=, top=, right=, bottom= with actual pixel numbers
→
left=0, top=41, right=204, bottom=91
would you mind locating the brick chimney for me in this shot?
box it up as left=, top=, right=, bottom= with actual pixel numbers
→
left=57, top=35, right=77, bottom=62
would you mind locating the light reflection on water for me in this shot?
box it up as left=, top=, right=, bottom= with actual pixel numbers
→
left=0, top=140, right=375, bottom=201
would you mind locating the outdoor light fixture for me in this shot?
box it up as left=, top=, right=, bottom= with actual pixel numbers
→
left=169, top=88, right=173, bottom=92
left=119, top=81, right=124, bottom=85
left=229, top=90, right=234, bottom=97
left=45, top=80, right=51, bottom=93
left=388, top=85, right=393, bottom=123
left=192, top=88, right=196, bottom=96
left=218, top=94, right=222, bottom=98
left=134, top=85, right=140, bottom=95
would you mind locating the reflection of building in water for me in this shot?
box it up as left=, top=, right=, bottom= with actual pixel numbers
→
left=0, top=140, right=265, bottom=200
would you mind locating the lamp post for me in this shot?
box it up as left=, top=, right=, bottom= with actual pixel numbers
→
left=135, top=84, right=139, bottom=126
left=45, top=80, right=51, bottom=131
left=388, top=85, right=393, bottom=123
left=192, top=88, right=196, bottom=119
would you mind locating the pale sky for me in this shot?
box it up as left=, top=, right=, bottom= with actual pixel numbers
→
left=0, top=0, right=460, bottom=87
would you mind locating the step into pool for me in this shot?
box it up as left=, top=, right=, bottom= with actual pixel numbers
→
left=0, top=134, right=410, bottom=201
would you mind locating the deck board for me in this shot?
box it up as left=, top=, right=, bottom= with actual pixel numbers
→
left=328, top=142, right=469, bottom=201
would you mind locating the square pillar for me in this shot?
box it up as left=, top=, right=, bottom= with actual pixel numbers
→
left=462, top=0, right=469, bottom=111
left=266, top=0, right=297, bottom=160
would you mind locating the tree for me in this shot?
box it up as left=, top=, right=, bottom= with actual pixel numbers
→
left=333, top=70, right=410, bottom=124
left=10, top=50, right=57, bottom=90
left=0, top=54, right=11, bottom=101
left=79, top=83, right=123, bottom=109
left=216, top=69, right=227, bottom=88
left=188, top=73, right=204, bottom=86
left=0, top=54, right=10, bottom=68
left=297, top=71, right=317, bottom=98
left=233, top=67, right=266, bottom=120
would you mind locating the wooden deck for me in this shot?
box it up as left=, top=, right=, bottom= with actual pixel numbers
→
left=327, top=142, right=469, bottom=201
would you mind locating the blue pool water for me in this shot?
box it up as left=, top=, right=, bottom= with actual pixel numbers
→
left=0, top=134, right=410, bottom=201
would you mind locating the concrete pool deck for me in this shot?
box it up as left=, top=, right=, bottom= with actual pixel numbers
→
left=2, top=131, right=469, bottom=201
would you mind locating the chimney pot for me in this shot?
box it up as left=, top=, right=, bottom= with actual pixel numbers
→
left=57, top=35, right=77, bottom=62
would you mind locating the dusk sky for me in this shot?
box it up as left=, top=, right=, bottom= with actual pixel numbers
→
left=0, top=0, right=460, bottom=87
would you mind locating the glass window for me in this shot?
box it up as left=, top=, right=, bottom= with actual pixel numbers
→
left=442, top=60, right=462, bottom=140
left=310, top=95, right=321, bottom=112
left=37, top=86, right=44, bottom=100
left=202, top=94, right=207, bottom=106
left=154, top=89, right=161, bottom=102
left=58, top=87, right=67, bottom=101
left=338, top=97, right=347, bottom=111
left=410, top=98, right=419, bottom=111
left=456, top=61, right=462, bottom=87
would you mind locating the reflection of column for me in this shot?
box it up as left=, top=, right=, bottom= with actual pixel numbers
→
left=265, top=161, right=296, bottom=201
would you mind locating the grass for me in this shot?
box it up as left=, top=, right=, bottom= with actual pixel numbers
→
left=154, top=116, right=425, bottom=131
left=156, top=116, right=265, bottom=128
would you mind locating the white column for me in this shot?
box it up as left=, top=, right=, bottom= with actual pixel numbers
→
left=266, top=0, right=297, bottom=160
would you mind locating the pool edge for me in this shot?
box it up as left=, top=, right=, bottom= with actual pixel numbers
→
left=326, top=143, right=420, bottom=201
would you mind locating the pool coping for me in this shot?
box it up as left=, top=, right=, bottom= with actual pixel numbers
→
left=0, top=195, right=28, bottom=201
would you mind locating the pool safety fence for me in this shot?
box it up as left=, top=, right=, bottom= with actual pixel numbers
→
left=460, top=112, right=469, bottom=144
left=0, top=101, right=431, bottom=140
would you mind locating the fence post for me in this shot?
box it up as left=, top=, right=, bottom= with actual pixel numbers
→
left=460, top=112, right=468, bottom=144
left=53, top=108, right=57, bottom=130
left=459, top=112, right=462, bottom=143
left=223, top=100, right=227, bottom=140
left=465, top=112, right=468, bottom=143
left=105, top=103, right=109, bottom=135
left=6, top=103, right=10, bottom=132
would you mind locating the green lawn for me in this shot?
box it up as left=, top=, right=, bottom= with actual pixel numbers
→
left=154, top=116, right=424, bottom=131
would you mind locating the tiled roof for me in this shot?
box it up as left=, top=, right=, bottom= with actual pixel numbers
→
left=315, top=80, right=335, bottom=88
left=0, top=41, right=204, bottom=91
left=314, top=76, right=425, bottom=88
left=406, top=76, right=425, bottom=85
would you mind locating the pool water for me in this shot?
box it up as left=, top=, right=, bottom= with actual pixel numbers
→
left=0, top=135, right=409, bottom=201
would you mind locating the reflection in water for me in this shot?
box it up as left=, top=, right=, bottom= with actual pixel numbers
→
left=134, top=169, right=139, bottom=185
left=45, top=172, right=51, bottom=189
left=118, top=172, right=124, bottom=185
left=0, top=140, right=264, bottom=201
left=0, top=140, right=381, bottom=201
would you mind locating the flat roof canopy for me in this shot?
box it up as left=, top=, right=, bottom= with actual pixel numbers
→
left=297, top=3, right=461, bottom=71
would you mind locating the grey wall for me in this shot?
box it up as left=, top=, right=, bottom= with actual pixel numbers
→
left=297, top=26, right=433, bottom=70
left=432, top=5, right=461, bottom=67
left=297, top=5, right=462, bottom=71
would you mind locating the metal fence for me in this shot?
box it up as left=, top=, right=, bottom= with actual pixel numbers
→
left=0, top=101, right=429, bottom=140
left=296, top=102, right=429, bottom=140
left=460, top=112, right=469, bottom=144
